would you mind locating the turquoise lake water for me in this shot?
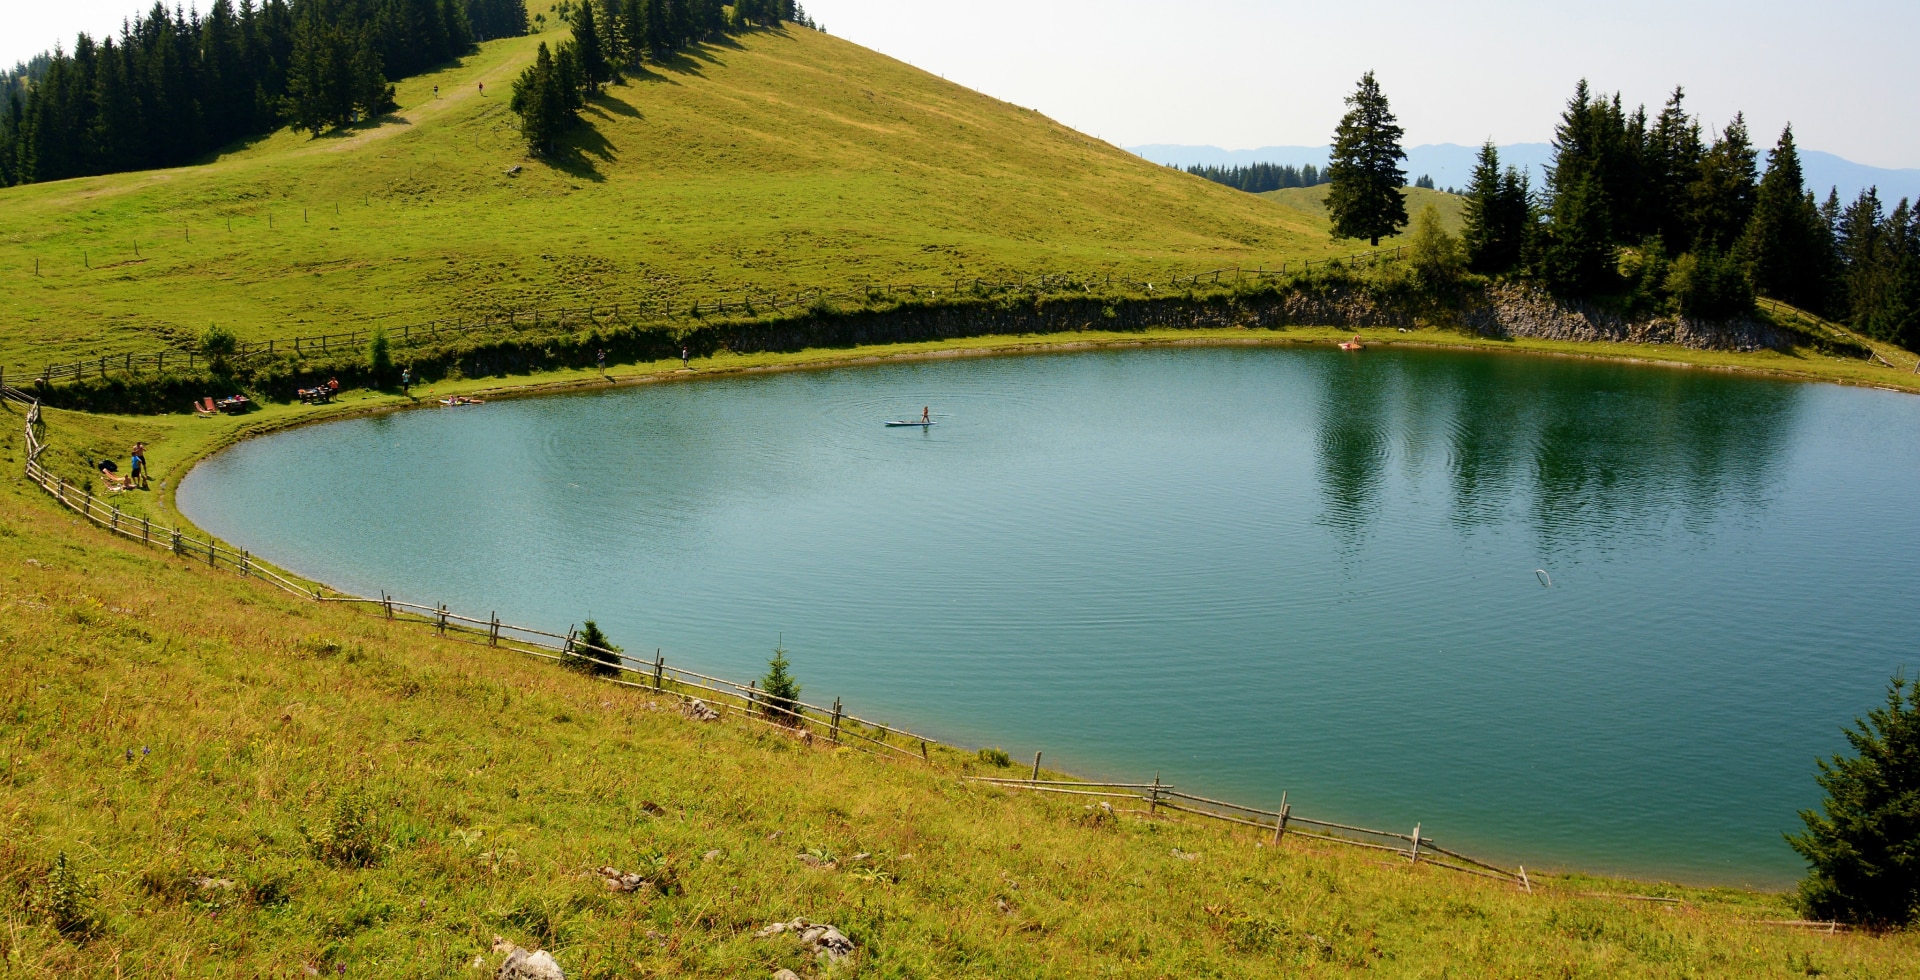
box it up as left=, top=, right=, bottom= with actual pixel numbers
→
left=177, top=346, right=1920, bottom=886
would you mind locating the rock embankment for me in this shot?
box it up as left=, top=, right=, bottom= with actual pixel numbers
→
left=1461, top=284, right=1795, bottom=352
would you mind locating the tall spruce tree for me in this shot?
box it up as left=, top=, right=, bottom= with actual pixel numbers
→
left=1539, top=81, right=1621, bottom=295
left=1691, top=113, right=1758, bottom=252
left=1831, top=188, right=1920, bottom=346
left=1325, top=70, right=1407, bottom=247
left=1737, top=125, right=1835, bottom=313
left=573, top=0, right=609, bottom=91
left=1461, top=141, right=1531, bottom=275
left=509, top=40, right=578, bottom=155
left=1644, top=87, right=1703, bottom=252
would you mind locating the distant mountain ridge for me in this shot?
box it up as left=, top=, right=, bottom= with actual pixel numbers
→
left=1129, top=143, right=1920, bottom=205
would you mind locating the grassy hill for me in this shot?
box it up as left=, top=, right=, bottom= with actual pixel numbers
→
left=0, top=21, right=1368, bottom=371
left=1259, top=185, right=1467, bottom=240
left=4, top=398, right=1919, bottom=977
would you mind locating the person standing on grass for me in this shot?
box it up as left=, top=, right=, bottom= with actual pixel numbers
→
left=401, top=366, right=412, bottom=394
left=129, top=443, right=148, bottom=490
left=681, top=346, right=690, bottom=368
left=597, top=349, right=606, bottom=374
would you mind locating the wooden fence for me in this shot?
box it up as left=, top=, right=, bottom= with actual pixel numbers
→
left=1755, top=297, right=1914, bottom=372
left=4, top=379, right=1532, bottom=887
left=964, top=775, right=1526, bottom=885
left=26, top=251, right=1413, bottom=387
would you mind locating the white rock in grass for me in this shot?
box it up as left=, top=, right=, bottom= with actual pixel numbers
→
left=495, top=947, right=564, bottom=980
left=755, top=918, right=855, bottom=964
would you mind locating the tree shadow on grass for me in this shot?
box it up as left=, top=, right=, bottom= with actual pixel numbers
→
left=586, top=90, right=643, bottom=120
left=544, top=123, right=617, bottom=182
left=305, top=111, right=413, bottom=141
left=626, top=35, right=751, bottom=84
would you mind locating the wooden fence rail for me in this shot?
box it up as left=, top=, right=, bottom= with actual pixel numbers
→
left=965, top=774, right=1524, bottom=883
left=5, top=380, right=1527, bottom=888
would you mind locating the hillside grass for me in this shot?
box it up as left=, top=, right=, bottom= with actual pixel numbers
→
left=3, top=399, right=1918, bottom=977
left=0, top=20, right=1365, bottom=370
left=1259, top=185, right=1467, bottom=239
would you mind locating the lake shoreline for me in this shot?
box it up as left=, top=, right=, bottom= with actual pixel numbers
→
left=129, top=322, right=1917, bottom=606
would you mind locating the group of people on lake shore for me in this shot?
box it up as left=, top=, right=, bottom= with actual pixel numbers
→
left=97, top=441, right=148, bottom=492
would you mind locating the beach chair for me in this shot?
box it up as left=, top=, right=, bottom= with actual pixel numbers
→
left=194, top=397, right=217, bottom=417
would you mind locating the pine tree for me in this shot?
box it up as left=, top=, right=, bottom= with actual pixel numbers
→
left=567, top=619, right=622, bottom=677
left=1737, top=125, right=1834, bottom=313
left=1832, top=188, right=1913, bottom=343
left=510, top=41, right=557, bottom=152
left=1645, top=88, right=1703, bottom=253
left=1691, top=113, right=1758, bottom=252
left=350, top=29, right=395, bottom=122
left=1787, top=673, right=1920, bottom=927
left=1461, top=141, right=1530, bottom=276
left=508, top=40, right=577, bottom=155
left=1538, top=170, right=1615, bottom=296
left=1325, top=71, right=1407, bottom=247
left=573, top=0, right=609, bottom=91
left=554, top=42, right=584, bottom=111
left=759, top=636, right=802, bottom=725
left=620, top=0, right=651, bottom=62
left=644, top=0, right=670, bottom=55
left=1536, top=82, right=1622, bottom=296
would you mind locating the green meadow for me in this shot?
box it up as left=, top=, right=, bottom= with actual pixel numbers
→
left=0, top=23, right=1358, bottom=369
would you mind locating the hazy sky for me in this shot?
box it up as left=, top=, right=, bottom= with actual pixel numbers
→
left=9, top=0, right=1918, bottom=167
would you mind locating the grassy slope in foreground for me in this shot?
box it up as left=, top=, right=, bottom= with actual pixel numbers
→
left=0, top=23, right=1352, bottom=368
left=5, top=385, right=1920, bottom=978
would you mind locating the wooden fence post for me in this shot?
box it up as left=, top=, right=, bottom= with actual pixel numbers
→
left=489, top=612, right=500, bottom=646
left=206, top=538, right=215, bottom=566
left=437, top=605, right=449, bottom=636
left=1149, top=773, right=1160, bottom=814
left=921, top=740, right=930, bottom=763
left=383, top=592, right=393, bottom=619
left=142, top=517, right=150, bottom=544
left=652, top=650, right=664, bottom=690
left=170, top=528, right=181, bottom=554
left=241, top=550, right=251, bottom=577
left=110, top=506, right=120, bottom=532
left=830, top=697, right=842, bottom=744
left=1409, top=823, right=1422, bottom=864
left=1031, top=751, right=1043, bottom=783
left=1272, top=793, right=1291, bottom=845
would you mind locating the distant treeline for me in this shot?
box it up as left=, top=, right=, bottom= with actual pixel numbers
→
left=1459, top=83, right=1920, bottom=345
left=0, top=0, right=530, bottom=187
left=1184, top=162, right=1326, bottom=193
left=510, top=0, right=813, bottom=155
